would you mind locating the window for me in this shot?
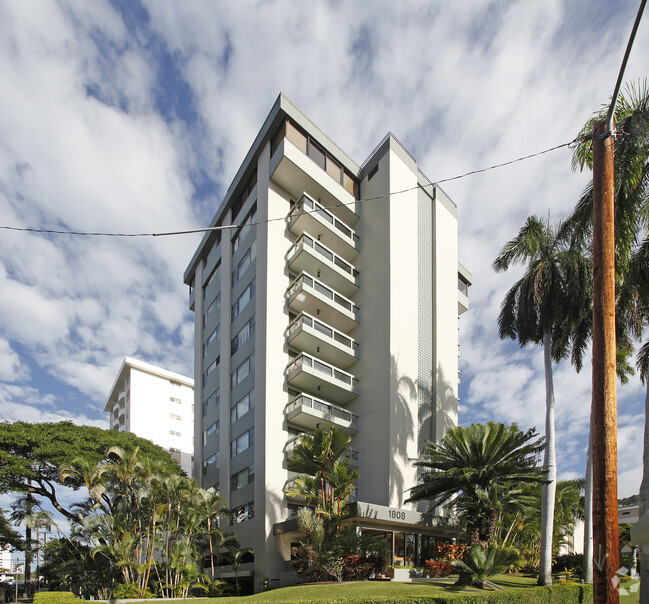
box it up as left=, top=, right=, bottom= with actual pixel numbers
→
left=232, top=241, right=257, bottom=285
left=231, top=465, right=254, bottom=491
left=206, top=324, right=220, bottom=347
left=202, top=452, right=220, bottom=475
left=170, top=430, right=181, bottom=437
left=203, top=263, right=221, bottom=297
left=202, top=357, right=220, bottom=387
left=307, top=139, right=326, bottom=170
left=231, top=172, right=257, bottom=224
left=232, top=206, right=258, bottom=253
left=232, top=279, right=255, bottom=319
left=231, top=391, right=253, bottom=423
left=203, top=389, right=219, bottom=416
left=203, top=420, right=220, bottom=445
left=231, top=354, right=254, bottom=388
left=233, top=501, right=254, bottom=524
left=231, top=316, right=255, bottom=355
left=231, top=428, right=254, bottom=457
left=169, top=413, right=181, bottom=421
left=203, top=293, right=220, bottom=327
left=170, top=396, right=182, bottom=404
left=204, top=324, right=220, bottom=358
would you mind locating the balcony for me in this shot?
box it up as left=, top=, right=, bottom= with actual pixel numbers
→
left=286, top=394, right=359, bottom=434
left=286, top=353, right=359, bottom=403
left=287, top=233, right=359, bottom=298
left=270, top=137, right=359, bottom=227
left=288, top=193, right=359, bottom=262
left=286, top=273, right=359, bottom=333
left=458, top=264, right=471, bottom=316
left=286, top=434, right=359, bottom=468
left=287, top=313, right=358, bottom=369
left=284, top=476, right=308, bottom=503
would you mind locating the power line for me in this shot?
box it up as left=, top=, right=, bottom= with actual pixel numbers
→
left=0, top=137, right=578, bottom=239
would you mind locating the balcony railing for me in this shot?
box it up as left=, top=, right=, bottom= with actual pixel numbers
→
left=287, top=233, right=359, bottom=297
left=285, top=352, right=359, bottom=403
left=286, top=273, right=359, bottom=333
left=288, top=193, right=359, bottom=259
left=287, top=312, right=358, bottom=367
left=287, top=353, right=357, bottom=387
left=286, top=393, right=359, bottom=432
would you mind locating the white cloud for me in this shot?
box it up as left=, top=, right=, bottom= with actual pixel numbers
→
left=0, top=0, right=647, bottom=498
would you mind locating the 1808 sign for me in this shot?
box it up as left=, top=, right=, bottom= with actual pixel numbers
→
left=388, top=509, right=406, bottom=520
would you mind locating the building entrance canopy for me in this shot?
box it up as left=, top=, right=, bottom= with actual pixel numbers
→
left=273, top=500, right=460, bottom=567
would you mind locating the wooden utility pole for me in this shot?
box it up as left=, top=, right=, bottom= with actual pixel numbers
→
left=591, top=119, right=619, bottom=604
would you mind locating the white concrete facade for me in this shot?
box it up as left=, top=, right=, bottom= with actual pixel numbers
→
left=184, top=94, right=470, bottom=592
left=104, top=357, right=195, bottom=477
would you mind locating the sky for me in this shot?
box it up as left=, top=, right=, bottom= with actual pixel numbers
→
left=0, top=0, right=647, bottom=501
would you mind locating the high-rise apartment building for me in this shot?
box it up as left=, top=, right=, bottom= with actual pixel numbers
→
left=184, top=94, right=471, bottom=591
left=104, top=357, right=195, bottom=477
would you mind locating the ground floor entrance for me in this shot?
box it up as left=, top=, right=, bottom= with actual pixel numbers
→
left=359, top=527, right=453, bottom=567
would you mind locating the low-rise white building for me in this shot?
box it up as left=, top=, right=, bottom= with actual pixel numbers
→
left=104, top=357, right=194, bottom=477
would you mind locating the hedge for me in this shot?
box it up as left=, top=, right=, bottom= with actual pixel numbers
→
left=33, top=584, right=593, bottom=603
left=34, top=593, right=83, bottom=604
left=242, top=584, right=593, bottom=603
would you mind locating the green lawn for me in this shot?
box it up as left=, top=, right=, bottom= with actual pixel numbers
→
left=618, top=579, right=640, bottom=604
left=181, top=575, right=541, bottom=603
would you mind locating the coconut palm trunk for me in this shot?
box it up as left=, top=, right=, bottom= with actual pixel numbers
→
left=639, top=377, right=649, bottom=604
left=538, top=329, right=557, bottom=586
left=582, top=422, right=593, bottom=583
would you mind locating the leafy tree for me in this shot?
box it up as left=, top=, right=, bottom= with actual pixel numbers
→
left=0, top=421, right=180, bottom=519
left=40, top=538, right=117, bottom=599
left=0, top=508, right=23, bottom=550
left=493, top=215, right=591, bottom=585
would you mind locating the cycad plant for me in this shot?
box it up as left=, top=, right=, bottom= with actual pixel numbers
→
left=453, top=546, right=520, bottom=589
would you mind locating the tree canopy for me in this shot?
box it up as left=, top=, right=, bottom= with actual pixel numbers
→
left=0, top=421, right=181, bottom=519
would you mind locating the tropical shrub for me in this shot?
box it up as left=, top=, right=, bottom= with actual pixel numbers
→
left=423, top=559, right=453, bottom=577
left=431, top=542, right=464, bottom=561
left=553, top=552, right=583, bottom=576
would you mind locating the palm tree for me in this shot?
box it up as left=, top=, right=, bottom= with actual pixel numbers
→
left=552, top=480, right=585, bottom=555
left=10, top=493, right=40, bottom=594
left=191, top=487, right=228, bottom=578
left=493, top=215, right=591, bottom=585
left=407, top=422, right=546, bottom=547
left=288, top=427, right=353, bottom=503
left=636, top=338, right=649, bottom=598
left=230, top=548, right=253, bottom=596
left=288, top=426, right=358, bottom=540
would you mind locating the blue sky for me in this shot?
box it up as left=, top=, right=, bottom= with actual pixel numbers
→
left=0, top=0, right=647, bottom=499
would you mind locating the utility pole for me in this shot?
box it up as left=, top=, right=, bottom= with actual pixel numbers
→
left=588, top=3, right=646, bottom=602
left=591, top=119, right=619, bottom=603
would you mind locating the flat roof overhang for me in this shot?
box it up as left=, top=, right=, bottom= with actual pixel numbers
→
left=273, top=500, right=460, bottom=538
